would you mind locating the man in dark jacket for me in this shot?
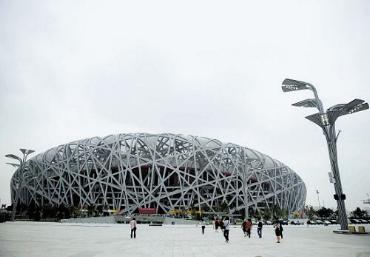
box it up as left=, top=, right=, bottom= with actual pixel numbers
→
left=279, top=222, right=284, bottom=239
left=257, top=219, right=263, bottom=238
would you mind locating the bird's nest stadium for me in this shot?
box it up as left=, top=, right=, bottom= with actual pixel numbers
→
left=10, top=133, right=306, bottom=216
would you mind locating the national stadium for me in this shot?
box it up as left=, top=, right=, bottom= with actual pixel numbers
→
left=10, top=133, right=306, bottom=216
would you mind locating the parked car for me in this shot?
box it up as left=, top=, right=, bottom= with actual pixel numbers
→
left=307, top=220, right=316, bottom=225
left=349, top=219, right=360, bottom=224
left=290, top=220, right=300, bottom=225
left=323, top=220, right=331, bottom=226
left=330, top=220, right=337, bottom=224
left=279, top=219, right=288, bottom=225
left=315, top=219, right=323, bottom=225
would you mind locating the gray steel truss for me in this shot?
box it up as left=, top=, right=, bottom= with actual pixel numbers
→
left=10, top=133, right=306, bottom=216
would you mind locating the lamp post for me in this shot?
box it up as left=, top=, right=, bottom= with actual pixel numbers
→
left=5, top=149, right=35, bottom=221
left=281, top=78, right=368, bottom=231
left=316, top=190, right=321, bottom=209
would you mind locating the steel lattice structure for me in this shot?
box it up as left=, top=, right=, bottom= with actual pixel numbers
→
left=11, top=133, right=306, bottom=215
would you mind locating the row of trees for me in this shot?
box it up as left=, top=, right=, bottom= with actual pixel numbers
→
left=350, top=207, right=369, bottom=219
left=200, top=202, right=290, bottom=220
left=304, top=205, right=369, bottom=220
left=2, top=202, right=368, bottom=221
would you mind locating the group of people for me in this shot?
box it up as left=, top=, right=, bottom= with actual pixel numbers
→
left=129, top=216, right=284, bottom=244
left=212, top=217, right=284, bottom=243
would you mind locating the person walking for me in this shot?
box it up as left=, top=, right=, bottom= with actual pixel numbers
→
left=223, top=217, right=230, bottom=243
left=241, top=219, right=247, bottom=236
left=214, top=218, right=220, bottom=232
left=130, top=218, right=137, bottom=239
left=273, top=221, right=281, bottom=243
left=279, top=222, right=284, bottom=239
left=257, top=219, right=263, bottom=238
left=200, top=220, right=206, bottom=234
left=245, top=218, right=253, bottom=238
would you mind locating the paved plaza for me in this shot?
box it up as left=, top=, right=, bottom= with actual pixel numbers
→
left=0, top=222, right=370, bottom=257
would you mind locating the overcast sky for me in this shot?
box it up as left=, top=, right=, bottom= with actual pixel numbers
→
left=1, top=0, right=369, bottom=212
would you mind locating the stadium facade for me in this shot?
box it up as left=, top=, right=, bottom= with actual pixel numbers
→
left=11, top=133, right=306, bottom=216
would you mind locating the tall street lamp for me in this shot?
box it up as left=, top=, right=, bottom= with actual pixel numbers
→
left=5, top=148, right=35, bottom=221
left=316, top=190, right=321, bottom=209
left=281, top=78, right=368, bottom=231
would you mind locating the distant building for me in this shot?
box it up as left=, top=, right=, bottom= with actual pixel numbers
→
left=11, top=133, right=306, bottom=216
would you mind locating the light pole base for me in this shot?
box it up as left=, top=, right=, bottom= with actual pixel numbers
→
left=333, top=229, right=369, bottom=235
